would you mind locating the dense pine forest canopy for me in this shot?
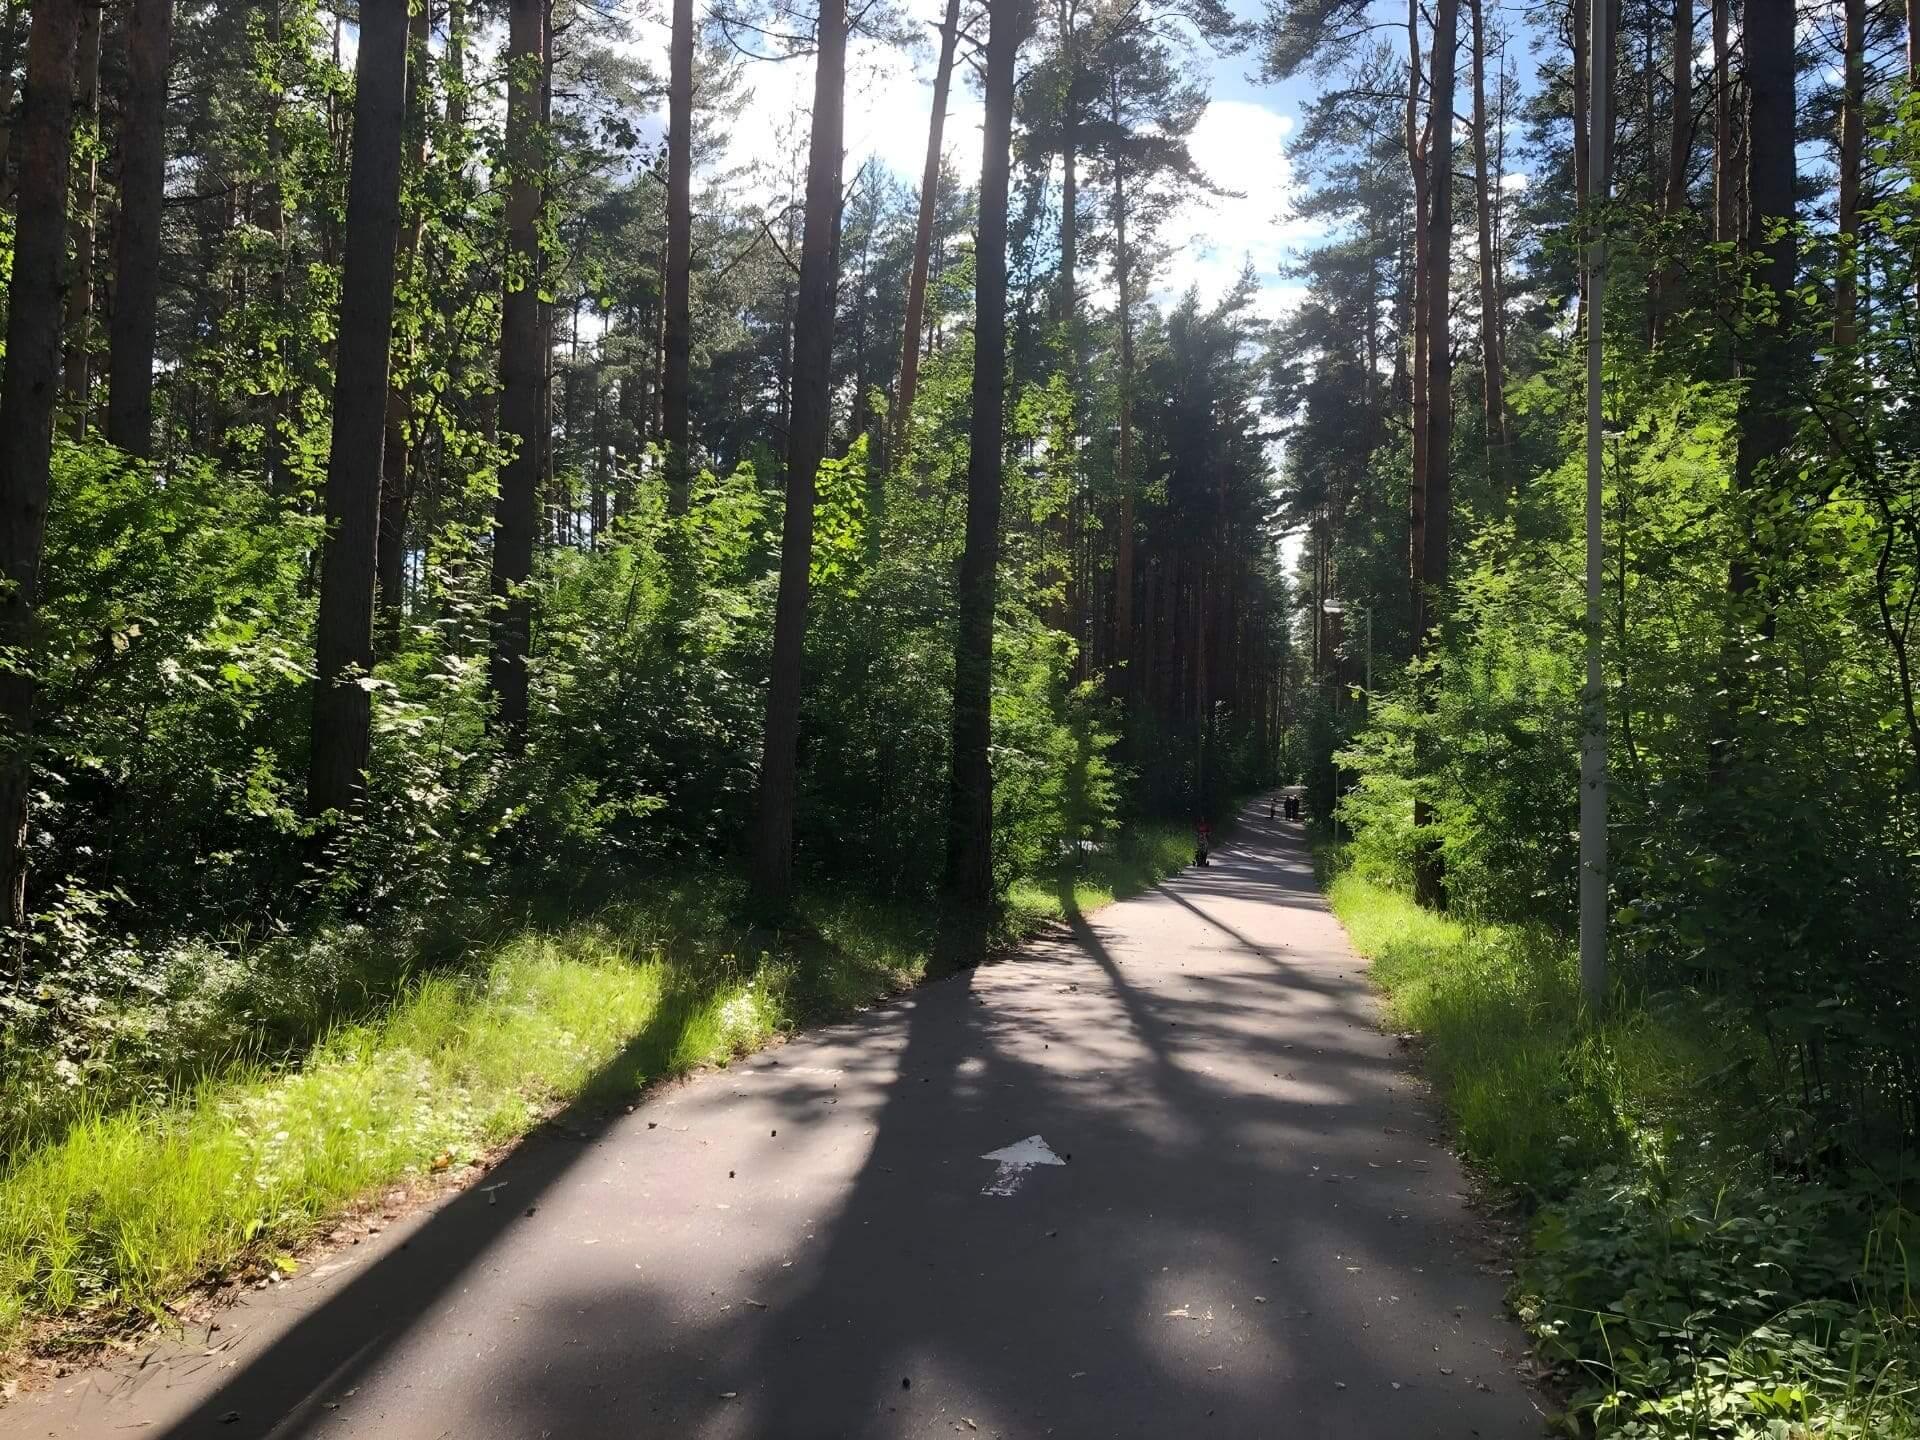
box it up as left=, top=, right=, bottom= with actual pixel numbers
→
left=0, top=0, right=1919, bottom=1429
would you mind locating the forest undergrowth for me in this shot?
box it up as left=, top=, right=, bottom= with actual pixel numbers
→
left=1327, top=854, right=1920, bottom=1439
left=0, top=820, right=1194, bottom=1361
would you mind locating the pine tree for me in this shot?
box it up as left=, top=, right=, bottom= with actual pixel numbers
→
left=0, top=0, right=81, bottom=939
left=308, top=0, right=412, bottom=819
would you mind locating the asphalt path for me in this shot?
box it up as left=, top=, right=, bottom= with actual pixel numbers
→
left=3, top=801, right=1544, bottom=1438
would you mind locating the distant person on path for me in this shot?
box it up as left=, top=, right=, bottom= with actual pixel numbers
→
left=1194, top=817, right=1212, bottom=866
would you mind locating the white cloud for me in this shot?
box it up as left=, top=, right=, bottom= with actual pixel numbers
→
left=1157, top=101, right=1316, bottom=324
left=654, top=0, right=984, bottom=211
left=617, top=13, right=1312, bottom=327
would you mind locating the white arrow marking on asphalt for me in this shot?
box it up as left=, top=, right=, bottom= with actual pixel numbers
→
left=980, top=1135, right=1065, bottom=1196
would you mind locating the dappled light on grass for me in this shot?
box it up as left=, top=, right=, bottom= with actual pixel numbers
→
left=0, top=910, right=799, bottom=1347
left=0, top=819, right=1198, bottom=1357
left=1328, top=868, right=1920, bottom=1438
left=1006, top=822, right=1193, bottom=924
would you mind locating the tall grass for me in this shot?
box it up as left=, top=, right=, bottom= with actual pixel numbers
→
left=1327, top=866, right=1920, bottom=1438
left=1328, top=870, right=1710, bottom=1193
left=1006, top=821, right=1194, bottom=920
left=0, top=823, right=1197, bottom=1353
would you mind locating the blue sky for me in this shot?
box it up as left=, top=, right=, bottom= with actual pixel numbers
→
left=702, top=0, right=1327, bottom=323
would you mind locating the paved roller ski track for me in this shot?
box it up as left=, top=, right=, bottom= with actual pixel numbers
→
left=3, top=802, right=1543, bottom=1438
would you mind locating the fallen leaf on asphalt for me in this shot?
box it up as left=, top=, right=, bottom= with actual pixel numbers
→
left=1439, top=1367, right=1453, bottom=1376
left=745, top=1299, right=768, bottom=1309
left=718, top=1391, right=738, bottom=1400
left=1334, top=1382, right=1347, bottom=1391
left=1164, top=1307, right=1194, bottom=1319
left=1253, top=1296, right=1267, bottom=1303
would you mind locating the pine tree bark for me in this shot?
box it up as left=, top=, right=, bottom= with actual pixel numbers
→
left=447, top=0, right=466, bottom=132
left=537, top=16, right=554, bottom=543
left=1412, top=0, right=1457, bottom=911
left=61, top=0, right=101, bottom=434
left=663, top=0, right=694, bottom=514
left=1731, top=0, right=1795, bottom=620
left=1406, top=0, right=1428, bottom=636
left=1834, top=0, right=1863, bottom=350
left=1652, top=0, right=1691, bottom=343
left=1056, top=0, right=1079, bottom=326
left=103, top=0, right=173, bottom=457
left=0, top=0, right=22, bottom=208
left=1468, top=0, right=1507, bottom=489
left=946, top=0, right=1019, bottom=907
left=891, top=0, right=961, bottom=453
left=377, top=1, right=431, bottom=640
left=0, top=0, right=81, bottom=944
left=260, top=0, right=290, bottom=493
left=488, top=0, right=544, bottom=744
left=590, top=368, right=608, bottom=542
left=1711, top=0, right=1733, bottom=245
left=308, top=0, right=409, bottom=820
left=1571, top=0, right=1588, bottom=245
left=1110, top=77, right=1136, bottom=694
left=749, top=0, right=847, bottom=913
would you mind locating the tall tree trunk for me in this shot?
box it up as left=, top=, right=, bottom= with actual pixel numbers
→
left=1571, top=0, right=1588, bottom=244
left=1051, top=0, right=1081, bottom=642
left=749, top=0, right=847, bottom=913
left=489, top=0, right=544, bottom=744
left=1111, top=76, right=1136, bottom=692
left=1468, top=0, right=1507, bottom=488
left=61, top=0, right=100, bottom=433
left=1406, top=0, right=1428, bottom=636
left=259, top=0, right=289, bottom=492
left=1712, top=0, right=1733, bottom=245
left=308, top=0, right=409, bottom=820
left=590, top=365, right=608, bottom=542
left=891, top=0, right=960, bottom=453
left=378, top=1, right=430, bottom=640
left=446, top=0, right=465, bottom=133
left=1834, top=0, right=1864, bottom=350
left=0, top=0, right=80, bottom=946
left=1731, top=0, right=1796, bottom=626
left=0, top=0, right=23, bottom=208
left=946, top=0, right=1018, bottom=907
left=103, top=0, right=173, bottom=457
left=1056, top=0, right=1078, bottom=326
left=663, top=0, right=693, bottom=514
left=1652, top=0, right=1692, bottom=343
left=1412, top=0, right=1457, bottom=911
left=537, top=13, right=554, bottom=543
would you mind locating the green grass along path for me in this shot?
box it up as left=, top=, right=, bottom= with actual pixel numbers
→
left=0, top=823, right=1195, bottom=1362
